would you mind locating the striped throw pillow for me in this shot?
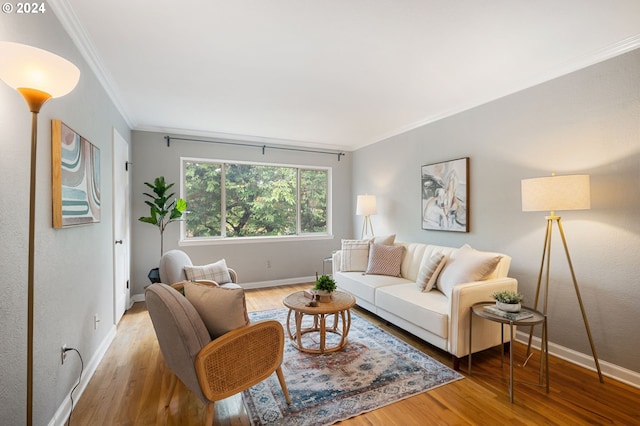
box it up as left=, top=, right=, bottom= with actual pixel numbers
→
left=341, top=239, right=372, bottom=271
left=416, top=252, right=446, bottom=292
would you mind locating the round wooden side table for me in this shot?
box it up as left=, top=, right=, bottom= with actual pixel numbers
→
left=283, top=290, right=356, bottom=354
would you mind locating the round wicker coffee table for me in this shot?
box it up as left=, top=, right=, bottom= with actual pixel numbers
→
left=283, top=290, right=356, bottom=354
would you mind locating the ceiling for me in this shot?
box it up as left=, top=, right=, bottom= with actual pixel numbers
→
left=51, top=0, right=640, bottom=151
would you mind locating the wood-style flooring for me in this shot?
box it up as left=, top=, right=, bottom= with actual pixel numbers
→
left=71, top=283, right=640, bottom=425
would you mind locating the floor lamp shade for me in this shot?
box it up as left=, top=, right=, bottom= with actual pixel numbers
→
left=356, top=194, right=377, bottom=216
left=356, top=194, right=376, bottom=238
left=0, top=41, right=80, bottom=110
left=521, top=174, right=590, bottom=213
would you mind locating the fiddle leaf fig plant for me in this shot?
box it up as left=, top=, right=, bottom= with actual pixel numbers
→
left=139, top=176, right=187, bottom=256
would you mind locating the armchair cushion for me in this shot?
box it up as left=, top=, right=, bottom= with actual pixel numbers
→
left=184, top=281, right=249, bottom=339
left=184, top=258, right=232, bottom=284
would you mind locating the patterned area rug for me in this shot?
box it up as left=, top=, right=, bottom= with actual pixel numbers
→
left=243, top=308, right=463, bottom=425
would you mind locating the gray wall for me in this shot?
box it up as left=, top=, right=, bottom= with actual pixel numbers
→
left=0, top=12, right=131, bottom=426
left=352, top=49, right=640, bottom=374
left=130, top=131, right=353, bottom=297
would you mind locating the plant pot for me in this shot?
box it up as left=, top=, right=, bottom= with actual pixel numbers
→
left=315, top=290, right=333, bottom=303
left=496, top=301, right=521, bottom=312
left=148, top=267, right=161, bottom=284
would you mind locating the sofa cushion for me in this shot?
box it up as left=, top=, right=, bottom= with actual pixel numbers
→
left=366, top=243, right=404, bottom=276
left=437, top=244, right=502, bottom=298
left=335, top=271, right=408, bottom=307
left=376, top=283, right=450, bottom=339
left=183, top=282, right=249, bottom=339
left=184, top=258, right=232, bottom=284
left=340, top=239, right=371, bottom=272
left=416, top=252, right=446, bottom=292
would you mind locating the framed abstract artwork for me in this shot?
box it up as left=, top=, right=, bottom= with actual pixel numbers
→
left=421, top=157, right=469, bottom=232
left=52, top=120, right=101, bottom=228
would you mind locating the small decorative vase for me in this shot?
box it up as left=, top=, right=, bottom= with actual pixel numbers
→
left=496, top=301, right=521, bottom=312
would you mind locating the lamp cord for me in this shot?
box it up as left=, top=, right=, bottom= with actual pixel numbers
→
left=65, top=348, right=84, bottom=426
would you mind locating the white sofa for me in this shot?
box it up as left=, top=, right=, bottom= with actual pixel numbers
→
left=332, top=241, right=517, bottom=368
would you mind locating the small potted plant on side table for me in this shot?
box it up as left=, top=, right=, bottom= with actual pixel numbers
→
left=492, top=290, right=524, bottom=313
left=313, top=274, right=337, bottom=302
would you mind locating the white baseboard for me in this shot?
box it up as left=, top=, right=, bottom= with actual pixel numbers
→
left=131, top=276, right=315, bottom=301
left=48, top=325, right=117, bottom=426
left=516, top=330, right=640, bottom=389
left=240, top=275, right=315, bottom=290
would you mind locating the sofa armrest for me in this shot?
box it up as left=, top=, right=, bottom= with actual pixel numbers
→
left=448, top=277, right=518, bottom=357
left=332, top=250, right=342, bottom=274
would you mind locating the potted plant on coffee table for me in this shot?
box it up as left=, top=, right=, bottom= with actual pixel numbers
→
left=313, top=274, right=337, bottom=302
left=492, top=290, right=524, bottom=313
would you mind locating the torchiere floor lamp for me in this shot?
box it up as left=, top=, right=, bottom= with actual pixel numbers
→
left=521, top=173, right=603, bottom=383
left=0, top=41, right=80, bottom=425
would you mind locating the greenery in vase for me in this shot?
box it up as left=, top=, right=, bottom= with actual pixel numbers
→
left=491, top=290, right=524, bottom=304
left=138, top=176, right=187, bottom=256
left=314, top=274, right=337, bottom=293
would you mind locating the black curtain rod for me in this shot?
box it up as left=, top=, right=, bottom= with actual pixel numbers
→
left=164, top=136, right=346, bottom=161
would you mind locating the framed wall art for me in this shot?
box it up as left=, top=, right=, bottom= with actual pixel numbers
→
left=421, top=157, right=468, bottom=232
left=52, top=120, right=101, bottom=228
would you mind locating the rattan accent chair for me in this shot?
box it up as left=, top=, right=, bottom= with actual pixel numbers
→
left=146, top=283, right=291, bottom=425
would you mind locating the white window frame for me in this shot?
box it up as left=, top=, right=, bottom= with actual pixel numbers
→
left=179, top=157, right=333, bottom=246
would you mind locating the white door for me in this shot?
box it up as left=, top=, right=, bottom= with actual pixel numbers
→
left=113, top=128, right=131, bottom=324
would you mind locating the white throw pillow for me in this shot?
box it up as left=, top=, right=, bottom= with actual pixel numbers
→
left=416, top=252, right=446, bottom=292
left=372, top=234, right=396, bottom=245
left=366, top=243, right=404, bottom=276
left=184, top=282, right=249, bottom=339
left=340, top=239, right=371, bottom=272
left=437, top=244, right=502, bottom=298
left=184, top=258, right=232, bottom=284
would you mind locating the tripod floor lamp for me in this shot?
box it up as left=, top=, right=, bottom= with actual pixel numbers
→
left=0, top=41, right=80, bottom=425
left=521, top=173, right=603, bottom=383
left=356, top=194, right=377, bottom=239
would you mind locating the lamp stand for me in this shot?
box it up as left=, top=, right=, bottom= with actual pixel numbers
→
left=23, top=91, right=50, bottom=426
left=525, top=215, right=604, bottom=383
left=360, top=215, right=374, bottom=239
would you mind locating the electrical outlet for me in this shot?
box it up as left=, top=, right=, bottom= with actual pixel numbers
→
left=61, top=344, right=67, bottom=365
left=266, top=260, right=271, bottom=268
left=93, top=314, right=100, bottom=330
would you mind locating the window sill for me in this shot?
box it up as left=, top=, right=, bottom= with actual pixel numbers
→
left=179, top=233, right=334, bottom=246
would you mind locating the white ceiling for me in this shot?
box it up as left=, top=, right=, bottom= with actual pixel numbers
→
left=51, top=0, right=640, bottom=151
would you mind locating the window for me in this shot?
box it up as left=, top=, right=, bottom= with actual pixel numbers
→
left=182, top=158, right=330, bottom=241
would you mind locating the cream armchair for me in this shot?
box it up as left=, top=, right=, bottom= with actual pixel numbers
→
left=146, top=283, right=290, bottom=425
left=159, top=249, right=239, bottom=287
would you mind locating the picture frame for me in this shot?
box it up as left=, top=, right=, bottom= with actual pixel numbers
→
left=52, top=120, right=101, bottom=228
left=421, top=157, right=469, bottom=232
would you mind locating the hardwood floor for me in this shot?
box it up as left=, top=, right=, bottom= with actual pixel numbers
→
left=71, top=283, right=640, bottom=425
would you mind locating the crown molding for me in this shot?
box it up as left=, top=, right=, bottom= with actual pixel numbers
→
left=49, top=0, right=137, bottom=129
left=358, top=34, right=640, bottom=150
